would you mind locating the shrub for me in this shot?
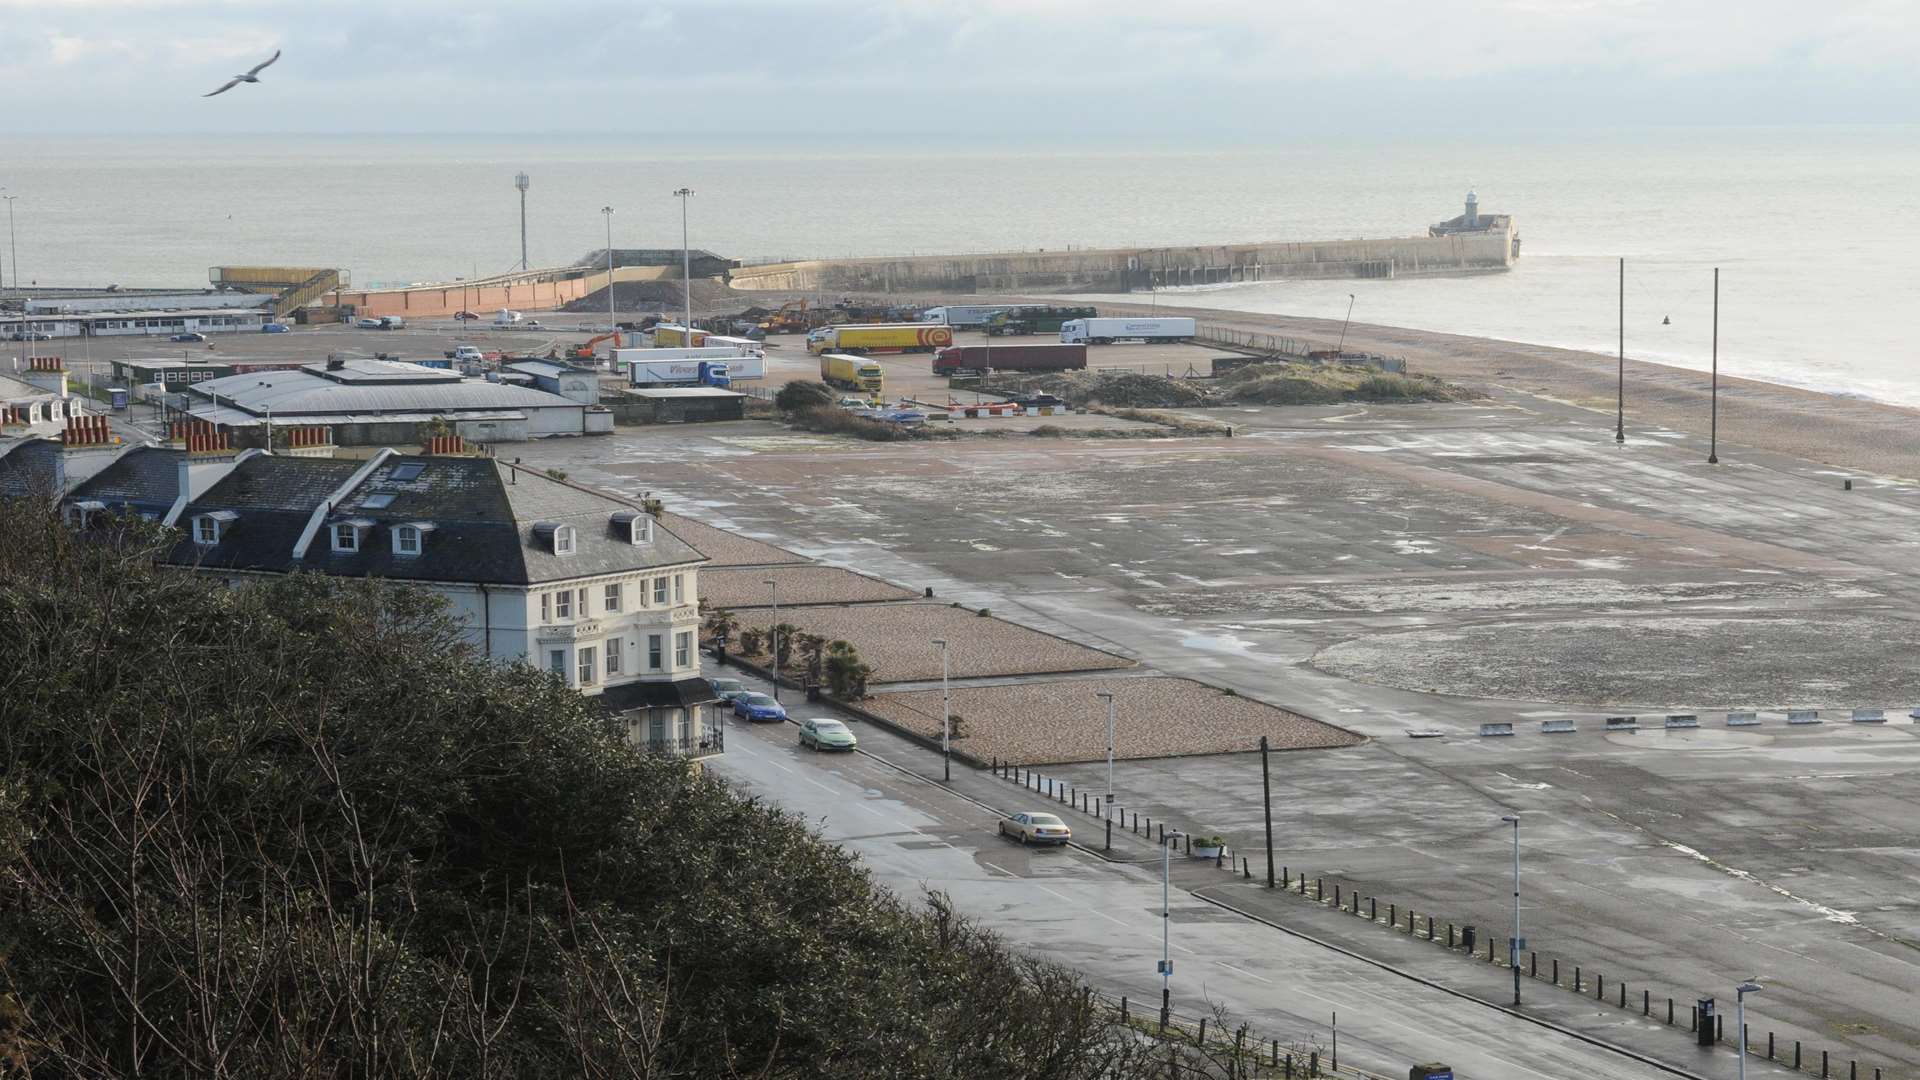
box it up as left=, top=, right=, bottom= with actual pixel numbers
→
left=774, top=379, right=835, bottom=412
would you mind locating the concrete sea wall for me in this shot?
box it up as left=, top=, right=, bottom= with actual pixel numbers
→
left=729, top=225, right=1515, bottom=295
left=326, top=266, right=670, bottom=319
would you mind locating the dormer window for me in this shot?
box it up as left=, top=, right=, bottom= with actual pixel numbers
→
left=612, top=510, right=654, bottom=545
left=391, top=521, right=435, bottom=556
left=554, top=525, right=576, bottom=556
left=191, top=511, right=236, bottom=546
left=331, top=518, right=373, bottom=553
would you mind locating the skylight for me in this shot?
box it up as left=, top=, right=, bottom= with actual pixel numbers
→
left=362, top=492, right=396, bottom=509
left=390, top=463, right=425, bottom=481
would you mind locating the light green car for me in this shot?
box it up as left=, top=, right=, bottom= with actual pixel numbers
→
left=798, top=718, right=857, bottom=751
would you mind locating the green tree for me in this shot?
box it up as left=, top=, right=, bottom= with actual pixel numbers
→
left=796, top=632, right=829, bottom=681
left=824, top=640, right=873, bottom=700
left=775, top=379, right=835, bottom=413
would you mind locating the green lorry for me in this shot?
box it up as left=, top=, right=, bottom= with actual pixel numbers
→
left=983, top=305, right=1098, bottom=337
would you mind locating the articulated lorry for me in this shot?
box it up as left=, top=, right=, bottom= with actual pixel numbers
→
left=628, top=360, right=734, bottom=389
left=820, top=353, right=885, bottom=394
left=932, top=343, right=1088, bottom=376
left=984, top=305, right=1097, bottom=337
left=922, top=305, right=1009, bottom=328
left=1059, top=317, right=1196, bottom=344
left=807, top=323, right=954, bottom=355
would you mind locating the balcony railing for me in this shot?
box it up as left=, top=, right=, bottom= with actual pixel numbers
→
left=638, top=724, right=724, bottom=759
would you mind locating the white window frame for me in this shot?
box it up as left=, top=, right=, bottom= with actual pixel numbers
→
left=393, top=525, right=421, bottom=556
left=674, top=631, right=692, bottom=669
left=632, top=516, right=654, bottom=544
left=540, top=592, right=550, bottom=623
left=548, top=649, right=566, bottom=678
left=577, top=646, right=596, bottom=686
left=648, top=634, right=664, bottom=671
left=554, top=525, right=576, bottom=556
left=554, top=589, right=572, bottom=620
left=604, top=582, right=622, bottom=612
left=332, top=523, right=360, bottom=553
left=652, top=577, right=668, bottom=605
left=193, top=515, right=220, bottom=545
left=673, top=574, right=684, bottom=604
left=577, top=587, right=588, bottom=617
left=606, top=637, right=623, bottom=675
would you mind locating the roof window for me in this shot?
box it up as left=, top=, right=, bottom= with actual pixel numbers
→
left=392, top=521, right=436, bottom=556
left=390, top=463, right=425, bottom=481
left=611, top=510, right=654, bottom=545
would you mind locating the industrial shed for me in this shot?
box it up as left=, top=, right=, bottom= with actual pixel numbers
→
left=613, top=387, right=746, bottom=425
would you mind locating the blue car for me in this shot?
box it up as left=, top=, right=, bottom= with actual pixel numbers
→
left=732, top=692, right=787, bottom=722
left=261, top=323, right=290, bottom=333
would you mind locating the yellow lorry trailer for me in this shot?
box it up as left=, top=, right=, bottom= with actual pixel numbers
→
left=821, top=353, right=885, bottom=394
left=806, top=323, right=953, bottom=355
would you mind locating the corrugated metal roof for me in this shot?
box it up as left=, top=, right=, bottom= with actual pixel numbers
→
left=187, top=365, right=579, bottom=418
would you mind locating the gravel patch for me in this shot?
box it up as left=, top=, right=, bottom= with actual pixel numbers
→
left=731, top=603, right=1133, bottom=683
left=703, top=566, right=918, bottom=609
left=658, top=512, right=807, bottom=567
left=863, top=677, right=1360, bottom=764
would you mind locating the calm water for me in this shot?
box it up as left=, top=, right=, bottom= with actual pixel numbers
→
left=8, top=129, right=1919, bottom=403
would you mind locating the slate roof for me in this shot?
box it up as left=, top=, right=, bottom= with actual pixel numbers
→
left=67, top=445, right=183, bottom=517
left=0, top=438, right=61, bottom=500
left=599, top=677, right=718, bottom=712
left=162, top=452, right=706, bottom=585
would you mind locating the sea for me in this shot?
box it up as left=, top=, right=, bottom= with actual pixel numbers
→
left=8, top=127, right=1918, bottom=404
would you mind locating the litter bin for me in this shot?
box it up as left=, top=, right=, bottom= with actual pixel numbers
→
left=1409, top=1065, right=1454, bottom=1080
left=1697, top=997, right=1717, bottom=1047
left=1461, top=925, right=1476, bottom=953
left=806, top=681, right=822, bottom=702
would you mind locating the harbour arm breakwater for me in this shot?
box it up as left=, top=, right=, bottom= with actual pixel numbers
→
left=728, top=218, right=1517, bottom=295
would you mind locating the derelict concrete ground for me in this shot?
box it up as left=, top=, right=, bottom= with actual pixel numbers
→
left=516, top=376, right=1920, bottom=1072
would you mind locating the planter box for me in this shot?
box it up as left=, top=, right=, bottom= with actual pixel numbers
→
left=1190, top=845, right=1223, bottom=860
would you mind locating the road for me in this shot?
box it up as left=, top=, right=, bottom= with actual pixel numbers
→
left=706, top=667, right=1794, bottom=1080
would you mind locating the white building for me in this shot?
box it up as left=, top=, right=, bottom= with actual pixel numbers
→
left=118, top=437, right=721, bottom=760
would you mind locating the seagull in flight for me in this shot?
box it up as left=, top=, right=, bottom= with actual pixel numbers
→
left=203, top=49, right=280, bottom=97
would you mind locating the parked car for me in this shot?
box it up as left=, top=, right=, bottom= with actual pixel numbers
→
left=708, top=677, right=747, bottom=702
left=355, top=318, right=384, bottom=329
left=9, top=331, right=52, bottom=341
left=261, top=323, right=290, bottom=333
left=798, top=718, right=857, bottom=751
left=169, top=332, right=207, bottom=343
left=453, top=310, right=480, bottom=321
left=731, top=692, right=787, bottom=722
left=523, top=320, right=545, bottom=330
left=998, top=812, right=1072, bottom=846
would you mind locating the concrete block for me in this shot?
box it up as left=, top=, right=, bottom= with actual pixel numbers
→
left=1787, top=709, right=1822, bottom=725
left=1664, top=714, right=1700, bottom=729
left=1850, top=708, right=1886, bottom=724
left=1478, top=722, right=1515, bottom=737
left=1405, top=728, right=1447, bottom=738
left=1725, top=711, right=1761, bottom=727
left=1540, top=719, right=1577, bottom=734
left=1605, top=716, right=1639, bottom=732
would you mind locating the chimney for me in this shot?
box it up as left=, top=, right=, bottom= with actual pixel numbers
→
left=422, top=434, right=467, bottom=456
left=19, top=356, right=69, bottom=397
left=54, top=414, right=122, bottom=494
left=283, top=425, right=336, bottom=459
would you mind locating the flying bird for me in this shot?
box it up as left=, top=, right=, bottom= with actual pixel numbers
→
left=203, top=49, right=280, bottom=97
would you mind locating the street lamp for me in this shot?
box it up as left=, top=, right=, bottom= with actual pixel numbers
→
left=600, top=206, right=615, bottom=336
left=932, top=638, right=950, bottom=781
left=1, top=193, right=17, bottom=292
left=1096, top=690, right=1116, bottom=805
left=1336, top=293, right=1356, bottom=355
left=514, top=173, right=530, bottom=272
left=1160, top=830, right=1185, bottom=1029
left=673, top=188, right=694, bottom=336
left=1735, top=979, right=1763, bottom=1080
left=1501, top=814, right=1523, bottom=1007
left=763, top=578, right=779, bottom=702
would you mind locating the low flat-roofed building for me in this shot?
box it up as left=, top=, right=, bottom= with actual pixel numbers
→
left=612, top=386, right=746, bottom=425
left=504, top=359, right=601, bottom=405
left=2, top=307, right=270, bottom=339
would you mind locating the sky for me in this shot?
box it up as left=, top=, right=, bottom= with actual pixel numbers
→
left=3, top=0, right=1918, bottom=136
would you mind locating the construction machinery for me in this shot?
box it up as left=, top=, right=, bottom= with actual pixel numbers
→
left=758, top=299, right=815, bottom=334
left=566, top=331, right=623, bottom=362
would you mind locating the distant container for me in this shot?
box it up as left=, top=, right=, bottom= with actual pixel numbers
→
left=108, top=386, right=130, bottom=411
left=933, top=342, right=1086, bottom=375
left=923, top=305, right=1010, bottom=328
left=649, top=324, right=709, bottom=348
left=1059, top=317, right=1195, bottom=344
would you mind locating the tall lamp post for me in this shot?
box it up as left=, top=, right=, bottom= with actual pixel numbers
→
left=1, top=193, right=18, bottom=292
left=1096, top=689, right=1116, bottom=806
left=1336, top=293, right=1356, bottom=355
left=673, top=188, right=695, bottom=335
left=1708, top=266, right=1720, bottom=464
left=1501, top=814, right=1523, bottom=1006
left=1160, top=830, right=1184, bottom=1029
left=763, top=579, right=780, bottom=702
left=600, top=206, right=616, bottom=335
left=1735, top=980, right=1763, bottom=1080
left=932, top=638, right=951, bottom=780
left=1616, top=256, right=1627, bottom=443
left=514, top=173, right=530, bottom=271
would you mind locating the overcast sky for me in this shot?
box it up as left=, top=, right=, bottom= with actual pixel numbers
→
left=6, top=0, right=1918, bottom=136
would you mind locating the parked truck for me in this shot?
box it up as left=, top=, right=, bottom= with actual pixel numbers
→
left=1059, top=317, right=1196, bottom=344
left=820, top=353, right=885, bottom=394
left=628, top=360, right=734, bottom=389
left=922, top=305, right=1010, bottom=328
left=932, top=343, right=1088, bottom=376
left=649, top=324, right=709, bottom=348
left=984, top=305, right=1097, bottom=337
left=807, top=323, right=954, bottom=355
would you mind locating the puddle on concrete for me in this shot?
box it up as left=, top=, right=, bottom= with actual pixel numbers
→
left=1604, top=729, right=1773, bottom=752
left=1181, top=632, right=1260, bottom=655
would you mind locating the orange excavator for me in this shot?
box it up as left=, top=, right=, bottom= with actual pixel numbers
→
left=565, top=331, right=622, bottom=362
left=758, top=299, right=819, bottom=334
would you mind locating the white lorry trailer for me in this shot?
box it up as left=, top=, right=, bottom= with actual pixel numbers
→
left=1058, top=317, right=1196, bottom=344
left=922, top=305, right=1009, bottom=328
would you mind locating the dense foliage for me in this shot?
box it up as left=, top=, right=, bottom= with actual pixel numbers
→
left=0, top=502, right=1157, bottom=1078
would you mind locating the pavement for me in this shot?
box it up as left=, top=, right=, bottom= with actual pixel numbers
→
left=705, top=659, right=1803, bottom=1080
left=516, top=381, right=1920, bottom=1074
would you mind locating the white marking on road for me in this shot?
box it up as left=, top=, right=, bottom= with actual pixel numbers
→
left=804, top=776, right=837, bottom=793
left=1088, top=908, right=1130, bottom=928
left=1036, top=885, right=1077, bottom=905
left=1214, top=960, right=1272, bottom=984
left=766, top=760, right=793, bottom=774
left=1170, top=940, right=1197, bottom=955
left=981, top=861, right=1018, bottom=879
